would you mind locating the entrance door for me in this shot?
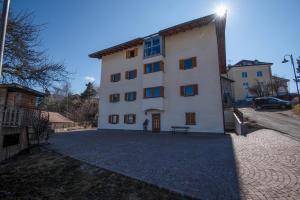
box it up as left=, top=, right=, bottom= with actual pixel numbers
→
left=152, top=113, right=161, bottom=132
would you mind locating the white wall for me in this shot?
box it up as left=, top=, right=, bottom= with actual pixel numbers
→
left=98, top=23, right=224, bottom=133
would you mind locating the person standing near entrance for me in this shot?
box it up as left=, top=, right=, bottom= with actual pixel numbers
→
left=143, top=118, right=149, bottom=132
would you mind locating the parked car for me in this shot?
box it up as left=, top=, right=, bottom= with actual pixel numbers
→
left=253, top=97, right=292, bottom=110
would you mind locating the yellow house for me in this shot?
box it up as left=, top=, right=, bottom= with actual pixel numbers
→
left=227, top=60, right=273, bottom=101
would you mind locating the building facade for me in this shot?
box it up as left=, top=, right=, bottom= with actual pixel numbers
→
left=90, top=14, right=227, bottom=133
left=227, top=60, right=273, bottom=101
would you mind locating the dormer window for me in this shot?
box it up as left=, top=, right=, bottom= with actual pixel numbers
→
left=144, top=35, right=161, bottom=58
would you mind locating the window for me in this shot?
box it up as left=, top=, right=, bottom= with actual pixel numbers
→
left=3, top=134, right=20, bottom=147
left=144, top=86, right=164, bottom=98
left=125, top=69, right=137, bottom=80
left=180, top=84, right=198, bottom=97
left=125, top=92, right=136, bottom=101
left=111, top=73, right=121, bottom=82
left=108, top=115, right=119, bottom=124
left=179, top=57, right=197, bottom=70
left=241, top=72, right=247, bottom=78
left=243, top=82, right=249, bottom=88
left=144, top=35, right=161, bottom=58
left=144, top=61, right=164, bottom=74
left=257, top=71, right=263, bottom=77
left=124, top=114, right=136, bottom=124
left=186, top=113, right=196, bottom=125
left=126, top=48, right=138, bottom=59
left=109, top=94, right=120, bottom=102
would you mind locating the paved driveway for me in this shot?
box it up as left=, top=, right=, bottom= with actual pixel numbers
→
left=240, top=107, right=300, bottom=139
left=48, top=130, right=300, bottom=200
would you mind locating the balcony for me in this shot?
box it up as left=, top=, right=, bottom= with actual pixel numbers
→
left=142, top=97, right=164, bottom=111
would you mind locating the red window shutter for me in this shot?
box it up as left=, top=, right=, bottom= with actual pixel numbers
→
left=185, top=113, right=189, bottom=125
left=160, top=86, right=164, bottom=97
left=179, top=59, right=184, bottom=70
left=144, top=64, right=147, bottom=74
left=192, top=57, right=197, bottom=67
left=143, top=88, right=146, bottom=98
left=192, top=113, right=196, bottom=125
left=160, top=61, right=164, bottom=71
left=193, top=84, right=198, bottom=95
left=124, top=115, right=127, bottom=124
left=134, top=69, right=137, bottom=78
left=109, top=94, right=112, bottom=102
left=133, top=114, right=136, bottom=124
left=134, top=48, right=138, bottom=56
left=180, top=86, right=185, bottom=96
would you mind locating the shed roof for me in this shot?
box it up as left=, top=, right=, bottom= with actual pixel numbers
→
left=0, top=83, right=44, bottom=97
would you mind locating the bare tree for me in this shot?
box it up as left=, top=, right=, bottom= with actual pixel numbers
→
left=1, top=11, right=69, bottom=89
left=31, top=110, right=50, bottom=149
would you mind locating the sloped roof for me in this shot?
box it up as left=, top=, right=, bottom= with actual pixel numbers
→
left=272, top=75, right=290, bottom=82
left=0, top=83, right=44, bottom=97
left=228, top=60, right=273, bottom=70
left=48, top=112, right=74, bottom=124
left=89, top=13, right=227, bottom=73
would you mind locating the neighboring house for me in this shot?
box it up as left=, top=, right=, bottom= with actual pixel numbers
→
left=221, top=76, right=235, bottom=107
left=227, top=59, right=273, bottom=101
left=0, top=83, right=44, bottom=161
left=89, top=13, right=227, bottom=133
left=48, top=111, right=75, bottom=132
left=271, top=76, right=289, bottom=96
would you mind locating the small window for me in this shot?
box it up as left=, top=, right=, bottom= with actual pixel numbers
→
left=111, top=73, right=121, bottom=82
left=3, top=134, right=20, bottom=147
left=243, top=82, right=249, bottom=88
left=144, top=86, right=164, bottom=98
left=257, top=71, right=263, bottom=77
left=186, top=113, right=196, bottom=125
left=180, top=84, right=198, bottom=97
left=108, top=115, right=119, bottom=124
left=241, top=72, right=248, bottom=78
left=125, top=92, right=136, bottom=101
left=144, top=61, right=164, bottom=74
left=125, top=69, right=137, bottom=80
left=124, top=114, right=136, bottom=124
left=126, top=48, right=138, bottom=59
left=109, top=94, right=120, bottom=103
left=179, top=57, right=197, bottom=70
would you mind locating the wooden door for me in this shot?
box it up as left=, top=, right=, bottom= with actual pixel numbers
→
left=152, top=113, right=161, bottom=132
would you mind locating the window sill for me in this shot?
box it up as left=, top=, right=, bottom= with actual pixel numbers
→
left=144, top=96, right=164, bottom=99
left=185, top=124, right=196, bottom=126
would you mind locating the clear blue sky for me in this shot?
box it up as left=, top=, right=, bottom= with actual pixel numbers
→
left=12, top=0, right=300, bottom=93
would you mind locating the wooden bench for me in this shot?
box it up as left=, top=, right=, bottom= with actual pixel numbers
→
left=171, top=126, right=190, bottom=134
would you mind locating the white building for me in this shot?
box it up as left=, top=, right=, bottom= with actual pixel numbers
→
left=89, top=14, right=227, bottom=134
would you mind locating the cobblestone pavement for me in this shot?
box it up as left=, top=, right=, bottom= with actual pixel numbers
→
left=49, top=129, right=300, bottom=200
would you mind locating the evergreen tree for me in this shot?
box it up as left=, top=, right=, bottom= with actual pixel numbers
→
left=81, top=82, right=96, bottom=99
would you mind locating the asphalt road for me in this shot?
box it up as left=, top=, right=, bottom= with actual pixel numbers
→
left=240, top=107, right=300, bottom=139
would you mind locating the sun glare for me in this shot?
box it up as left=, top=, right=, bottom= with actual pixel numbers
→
left=216, top=5, right=227, bottom=17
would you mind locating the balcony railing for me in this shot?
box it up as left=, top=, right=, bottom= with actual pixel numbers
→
left=0, top=106, right=43, bottom=127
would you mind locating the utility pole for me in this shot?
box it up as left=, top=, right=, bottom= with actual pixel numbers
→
left=0, top=0, right=11, bottom=76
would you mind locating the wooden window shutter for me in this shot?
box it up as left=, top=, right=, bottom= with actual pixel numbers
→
left=144, top=64, right=147, bottom=74
left=109, top=94, right=112, bottom=102
left=110, top=75, right=113, bottom=82
left=160, top=61, right=164, bottom=71
left=143, top=88, right=146, bottom=98
left=125, top=71, right=129, bottom=80
left=116, top=115, right=119, bottom=124
left=108, top=115, right=111, bottom=123
left=133, top=114, right=136, bottom=124
left=192, top=57, right=197, bottom=67
left=134, top=48, right=138, bottom=56
left=134, top=69, right=137, bottom=78
left=133, top=92, right=136, bottom=100
left=160, top=86, right=164, bottom=97
left=124, top=93, right=128, bottom=101
left=193, top=84, right=198, bottom=95
left=124, top=115, right=128, bottom=124
left=185, top=113, right=189, bottom=125
left=180, top=86, right=185, bottom=96
left=126, top=50, right=129, bottom=59
left=117, top=94, right=120, bottom=101
left=192, top=113, right=196, bottom=125
left=179, top=59, right=184, bottom=70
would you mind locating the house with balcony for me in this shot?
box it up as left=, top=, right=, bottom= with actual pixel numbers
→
left=89, top=13, right=226, bottom=133
left=0, top=83, right=44, bottom=161
left=227, top=59, right=273, bottom=101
